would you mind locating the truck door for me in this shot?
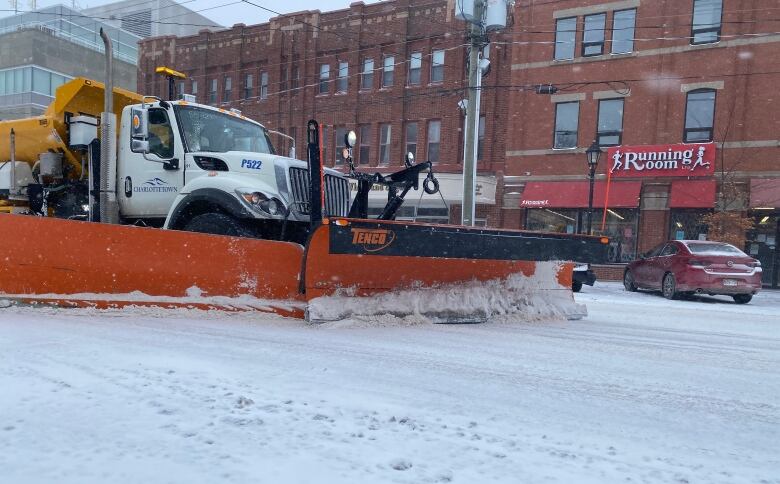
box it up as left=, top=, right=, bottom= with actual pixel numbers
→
left=117, top=107, right=184, bottom=220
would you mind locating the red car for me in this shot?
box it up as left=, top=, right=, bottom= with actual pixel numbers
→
left=623, top=240, right=762, bottom=304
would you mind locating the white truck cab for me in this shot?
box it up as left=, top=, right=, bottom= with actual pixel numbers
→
left=119, top=99, right=349, bottom=242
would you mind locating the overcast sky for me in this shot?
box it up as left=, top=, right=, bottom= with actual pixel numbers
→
left=5, top=0, right=380, bottom=27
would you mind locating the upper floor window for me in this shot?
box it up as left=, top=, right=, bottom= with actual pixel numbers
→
left=597, top=98, right=624, bottom=146
left=405, top=122, right=417, bottom=159
left=291, top=66, right=300, bottom=90
left=319, top=64, right=330, bottom=94
left=427, top=120, right=441, bottom=163
left=692, top=0, right=723, bottom=45
left=684, top=89, right=716, bottom=142
left=477, top=115, right=486, bottom=160
left=583, top=13, right=606, bottom=56
left=362, top=58, right=374, bottom=90
left=431, top=50, right=445, bottom=83
left=177, top=81, right=184, bottom=99
left=554, top=17, right=576, bottom=60
left=260, top=72, right=269, bottom=99
left=335, top=126, right=348, bottom=164
left=379, top=123, right=392, bottom=164
left=383, top=56, right=394, bottom=87
left=359, top=125, right=371, bottom=165
left=408, top=52, right=422, bottom=85
left=222, top=76, right=232, bottom=103
left=337, top=61, right=348, bottom=93
left=611, top=9, right=636, bottom=54
left=209, top=78, right=217, bottom=104
left=244, top=74, right=253, bottom=99
left=553, top=101, right=579, bottom=149
left=191, top=80, right=198, bottom=96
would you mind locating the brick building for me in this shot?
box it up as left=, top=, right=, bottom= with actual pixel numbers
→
left=138, top=0, right=780, bottom=287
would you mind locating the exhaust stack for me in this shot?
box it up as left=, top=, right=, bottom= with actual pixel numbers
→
left=99, top=28, right=119, bottom=224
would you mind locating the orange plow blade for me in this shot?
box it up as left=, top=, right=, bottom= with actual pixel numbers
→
left=0, top=214, right=306, bottom=317
left=302, top=219, right=607, bottom=324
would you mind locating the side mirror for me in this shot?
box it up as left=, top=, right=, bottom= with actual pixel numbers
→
left=345, top=130, right=357, bottom=149
left=131, top=138, right=150, bottom=154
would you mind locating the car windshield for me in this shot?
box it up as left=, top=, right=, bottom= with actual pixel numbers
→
left=175, top=105, right=275, bottom=155
left=685, top=242, right=745, bottom=256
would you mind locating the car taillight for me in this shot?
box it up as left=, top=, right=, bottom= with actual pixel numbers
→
left=688, top=260, right=708, bottom=267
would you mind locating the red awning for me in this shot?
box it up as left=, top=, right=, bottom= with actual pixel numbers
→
left=750, top=179, right=780, bottom=208
left=669, top=180, right=716, bottom=208
left=520, top=181, right=641, bottom=208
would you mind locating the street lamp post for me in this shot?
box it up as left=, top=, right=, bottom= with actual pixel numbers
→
left=585, top=140, right=602, bottom=235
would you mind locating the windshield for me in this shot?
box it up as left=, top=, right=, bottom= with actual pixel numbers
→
left=174, top=105, right=275, bottom=155
left=686, top=242, right=745, bottom=256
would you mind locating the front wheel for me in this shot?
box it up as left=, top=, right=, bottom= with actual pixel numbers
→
left=183, top=213, right=253, bottom=238
left=662, top=273, right=678, bottom=300
left=732, top=294, right=753, bottom=304
left=623, top=269, right=638, bottom=292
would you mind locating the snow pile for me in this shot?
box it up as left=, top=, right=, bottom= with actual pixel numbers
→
left=307, top=261, right=586, bottom=325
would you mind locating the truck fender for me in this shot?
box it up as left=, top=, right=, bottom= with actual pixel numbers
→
left=165, top=188, right=253, bottom=230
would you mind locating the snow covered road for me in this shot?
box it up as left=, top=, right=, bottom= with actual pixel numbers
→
left=1, top=284, right=779, bottom=484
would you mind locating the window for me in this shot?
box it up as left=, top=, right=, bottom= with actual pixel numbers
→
left=147, top=108, right=174, bottom=159
left=684, top=89, right=716, bottom=142
left=431, top=50, right=445, bottom=83
left=335, top=126, right=348, bottom=164
left=209, top=78, right=217, bottom=104
left=405, top=122, right=417, bottom=159
left=427, top=120, right=441, bottom=163
left=383, top=56, right=394, bottom=87
left=477, top=115, right=486, bottom=160
left=611, top=9, right=636, bottom=54
left=319, top=64, right=330, bottom=94
left=408, top=52, right=422, bottom=85
left=692, top=0, right=723, bottom=45
left=337, top=61, right=348, bottom=93
left=291, top=66, right=300, bottom=90
left=379, top=123, right=392, bottom=164
left=361, top=58, right=374, bottom=90
left=554, top=17, right=576, bottom=60
left=553, top=102, right=579, bottom=149
left=177, top=81, right=184, bottom=99
left=244, top=74, right=253, bottom=99
left=583, top=13, right=606, bottom=56
left=280, top=68, right=287, bottom=92
left=359, top=125, right=371, bottom=165
left=223, top=76, right=232, bottom=103
left=321, top=125, right=328, bottom=162
left=597, top=98, right=624, bottom=146
left=191, top=80, right=198, bottom=96
left=260, top=72, right=268, bottom=99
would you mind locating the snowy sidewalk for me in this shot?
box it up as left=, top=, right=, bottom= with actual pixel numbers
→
left=1, top=284, right=778, bottom=484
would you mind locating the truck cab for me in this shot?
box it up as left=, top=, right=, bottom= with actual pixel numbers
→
left=119, top=99, right=349, bottom=242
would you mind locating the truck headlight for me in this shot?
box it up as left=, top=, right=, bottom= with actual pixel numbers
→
left=236, top=189, right=286, bottom=216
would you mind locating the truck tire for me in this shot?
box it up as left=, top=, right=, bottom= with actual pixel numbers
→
left=572, top=281, right=583, bottom=293
left=183, top=213, right=252, bottom=238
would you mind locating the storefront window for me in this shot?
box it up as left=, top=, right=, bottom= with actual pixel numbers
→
left=525, top=207, right=638, bottom=262
left=746, top=211, right=779, bottom=287
left=670, top=209, right=711, bottom=241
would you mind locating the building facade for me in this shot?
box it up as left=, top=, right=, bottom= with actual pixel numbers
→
left=82, top=0, right=220, bottom=39
left=137, top=0, right=780, bottom=287
left=0, top=5, right=139, bottom=120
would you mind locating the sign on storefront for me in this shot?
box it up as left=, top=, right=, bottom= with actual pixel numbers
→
left=607, top=143, right=716, bottom=177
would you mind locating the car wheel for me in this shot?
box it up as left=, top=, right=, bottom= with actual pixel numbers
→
left=732, top=294, right=752, bottom=304
left=662, top=273, right=678, bottom=300
left=183, top=213, right=253, bottom=238
left=572, top=281, right=583, bottom=293
left=623, top=269, right=638, bottom=292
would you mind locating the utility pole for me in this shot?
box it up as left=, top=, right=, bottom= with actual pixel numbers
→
left=461, top=0, right=485, bottom=227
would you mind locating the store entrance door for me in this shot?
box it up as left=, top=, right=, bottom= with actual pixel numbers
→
left=747, top=213, right=779, bottom=288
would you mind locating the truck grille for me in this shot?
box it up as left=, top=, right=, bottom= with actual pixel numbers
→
left=288, top=167, right=350, bottom=217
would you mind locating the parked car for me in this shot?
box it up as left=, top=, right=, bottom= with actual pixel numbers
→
left=572, top=263, right=597, bottom=292
left=623, top=240, right=762, bottom=304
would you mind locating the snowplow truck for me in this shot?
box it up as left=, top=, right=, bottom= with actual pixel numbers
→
left=0, top=40, right=609, bottom=322
left=0, top=78, right=343, bottom=243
